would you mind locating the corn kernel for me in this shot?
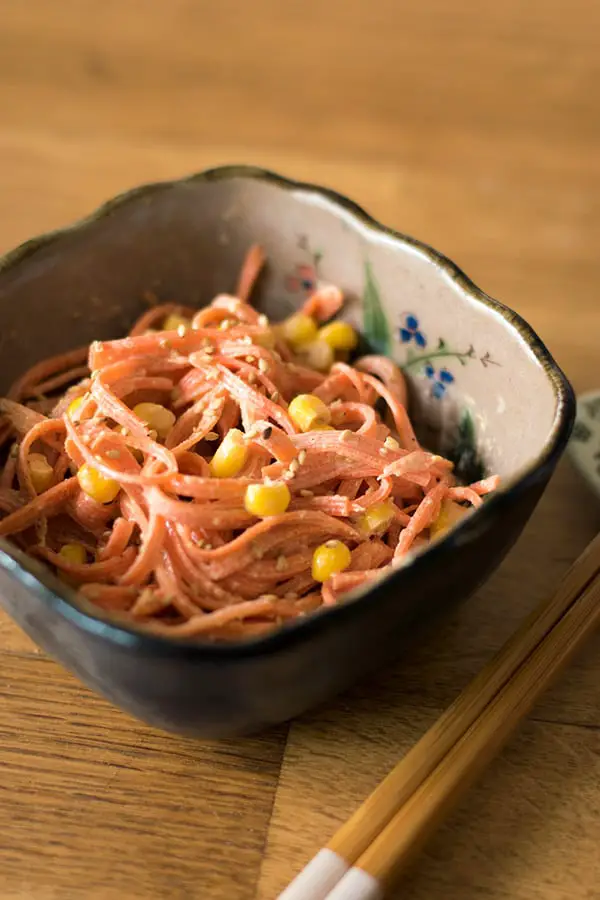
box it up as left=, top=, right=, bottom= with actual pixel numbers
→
left=430, top=499, right=469, bottom=538
left=357, top=500, right=396, bottom=536
left=77, top=463, right=120, bottom=504
left=28, top=453, right=54, bottom=494
left=163, top=314, right=191, bottom=332
left=209, top=428, right=248, bottom=478
left=59, top=543, right=87, bottom=566
left=312, top=540, right=352, bottom=582
left=318, top=320, right=358, bottom=352
left=67, top=396, right=85, bottom=420
left=312, top=423, right=336, bottom=431
left=244, top=481, right=291, bottom=517
left=298, top=339, right=334, bottom=372
left=254, top=329, right=276, bottom=349
left=133, top=402, right=176, bottom=440
left=288, top=394, right=331, bottom=432
left=281, top=313, right=318, bottom=348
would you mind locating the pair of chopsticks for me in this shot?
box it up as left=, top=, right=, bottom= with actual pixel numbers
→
left=279, top=530, right=600, bottom=900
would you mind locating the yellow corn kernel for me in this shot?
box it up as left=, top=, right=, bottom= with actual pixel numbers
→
left=281, top=312, right=318, bottom=348
left=288, top=394, right=331, bottom=432
left=430, top=499, right=469, bottom=538
left=318, top=320, right=359, bottom=352
left=312, top=540, right=352, bottom=582
left=298, top=339, right=334, bottom=373
left=163, top=314, right=191, bottom=332
left=67, top=396, right=85, bottom=420
left=77, top=463, right=121, bottom=504
left=209, top=428, right=248, bottom=478
left=28, top=453, right=54, bottom=494
left=59, top=543, right=87, bottom=566
left=357, top=500, right=396, bottom=536
left=244, top=481, right=291, bottom=517
left=254, top=328, right=276, bottom=349
left=312, top=423, right=336, bottom=431
left=132, top=403, right=176, bottom=440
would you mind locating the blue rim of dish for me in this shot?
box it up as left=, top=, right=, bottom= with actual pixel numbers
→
left=0, top=164, right=576, bottom=659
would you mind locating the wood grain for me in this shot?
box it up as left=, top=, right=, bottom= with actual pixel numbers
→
left=0, top=2, right=599, bottom=897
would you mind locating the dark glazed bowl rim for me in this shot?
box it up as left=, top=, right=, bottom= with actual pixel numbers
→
left=0, top=164, right=576, bottom=660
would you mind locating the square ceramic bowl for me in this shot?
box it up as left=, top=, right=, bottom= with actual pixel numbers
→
left=0, top=166, right=574, bottom=738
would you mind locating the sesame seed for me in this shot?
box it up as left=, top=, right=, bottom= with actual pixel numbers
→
left=247, top=372, right=257, bottom=385
left=219, top=319, right=232, bottom=330
left=298, top=450, right=307, bottom=465
left=271, top=390, right=280, bottom=403
left=299, top=489, right=313, bottom=497
left=242, top=335, right=253, bottom=345
left=158, top=338, right=171, bottom=350
left=384, top=436, right=400, bottom=450
left=289, top=459, right=300, bottom=475
left=275, top=555, right=287, bottom=571
left=340, top=430, right=352, bottom=442
left=205, top=431, right=219, bottom=441
left=379, top=447, right=389, bottom=456
left=204, top=543, right=213, bottom=550
left=258, top=314, right=269, bottom=327
left=260, top=594, right=278, bottom=602
left=252, top=544, right=265, bottom=559
left=106, top=449, right=121, bottom=459
left=177, top=324, right=189, bottom=337
left=245, top=355, right=256, bottom=364
left=258, top=359, right=269, bottom=373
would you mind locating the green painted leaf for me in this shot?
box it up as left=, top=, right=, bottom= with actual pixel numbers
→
left=362, top=262, right=391, bottom=356
left=448, top=410, right=485, bottom=483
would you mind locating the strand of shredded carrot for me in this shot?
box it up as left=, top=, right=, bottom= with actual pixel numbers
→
left=0, top=245, right=498, bottom=640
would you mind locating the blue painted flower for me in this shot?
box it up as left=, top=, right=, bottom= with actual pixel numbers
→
left=398, top=314, right=426, bottom=347
left=423, top=365, right=454, bottom=399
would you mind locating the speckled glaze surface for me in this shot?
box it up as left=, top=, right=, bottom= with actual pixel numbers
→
left=0, top=166, right=575, bottom=737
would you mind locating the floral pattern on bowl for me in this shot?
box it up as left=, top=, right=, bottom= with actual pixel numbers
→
left=568, top=390, right=600, bottom=500
left=283, top=249, right=505, bottom=482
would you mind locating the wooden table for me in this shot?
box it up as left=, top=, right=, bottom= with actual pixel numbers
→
left=1, top=2, right=599, bottom=898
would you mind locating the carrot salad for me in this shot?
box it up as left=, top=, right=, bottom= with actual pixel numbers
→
left=0, top=246, right=498, bottom=640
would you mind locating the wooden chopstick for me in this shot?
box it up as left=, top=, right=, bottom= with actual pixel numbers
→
left=279, top=531, right=600, bottom=900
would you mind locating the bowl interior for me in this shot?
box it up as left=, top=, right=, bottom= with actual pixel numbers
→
left=0, top=169, right=562, bottom=488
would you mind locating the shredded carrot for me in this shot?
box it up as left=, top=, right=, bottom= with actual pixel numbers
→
left=0, top=245, right=499, bottom=639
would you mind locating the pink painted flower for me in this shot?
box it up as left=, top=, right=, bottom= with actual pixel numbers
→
left=285, top=264, right=317, bottom=294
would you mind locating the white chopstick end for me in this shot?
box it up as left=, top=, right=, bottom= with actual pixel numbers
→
left=277, top=848, right=349, bottom=900
left=325, top=867, right=384, bottom=900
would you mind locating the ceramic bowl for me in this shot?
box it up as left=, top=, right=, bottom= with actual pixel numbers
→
left=0, top=166, right=574, bottom=738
